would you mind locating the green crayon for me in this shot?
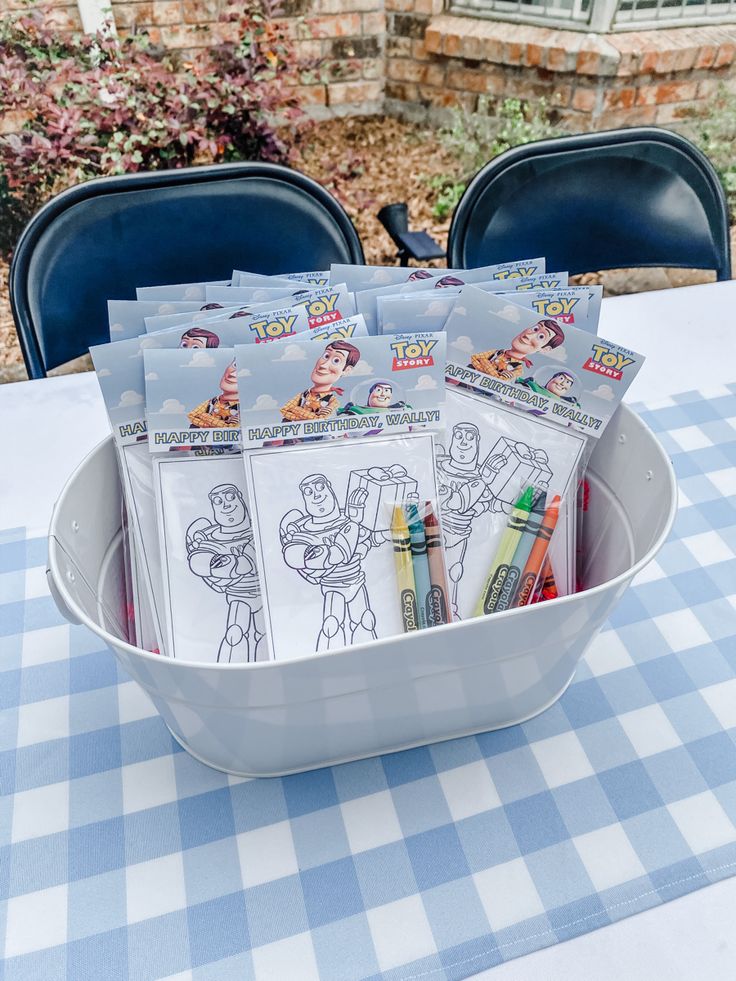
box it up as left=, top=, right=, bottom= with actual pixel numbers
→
left=474, top=486, right=534, bottom=617
left=495, top=488, right=547, bottom=612
left=405, top=502, right=432, bottom=630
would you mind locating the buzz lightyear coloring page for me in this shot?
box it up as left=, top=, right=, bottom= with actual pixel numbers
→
left=244, top=433, right=440, bottom=661
left=441, top=387, right=586, bottom=618
left=153, top=453, right=265, bottom=663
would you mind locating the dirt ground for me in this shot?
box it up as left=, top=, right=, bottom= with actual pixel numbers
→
left=0, top=115, right=719, bottom=383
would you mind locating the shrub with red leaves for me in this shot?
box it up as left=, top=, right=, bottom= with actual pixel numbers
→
left=0, top=1, right=310, bottom=257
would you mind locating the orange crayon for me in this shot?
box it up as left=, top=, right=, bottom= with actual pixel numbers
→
left=514, top=495, right=561, bottom=607
left=423, top=504, right=451, bottom=626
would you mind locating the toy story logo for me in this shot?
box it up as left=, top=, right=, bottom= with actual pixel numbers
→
left=491, top=266, right=538, bottom=280
left=301, top=292, right=344, bottom=329
left=249, top=314, right=300, bottom=342
left=390, top=338, right=438, bottom=371
left=583, top=343, right=636, bottom=381
left=531, top=296, right=580, bottom=324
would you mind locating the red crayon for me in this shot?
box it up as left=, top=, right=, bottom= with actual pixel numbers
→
left=530, top=558, right=559, bottom=604
left=423, top=503, right=451, bottom=626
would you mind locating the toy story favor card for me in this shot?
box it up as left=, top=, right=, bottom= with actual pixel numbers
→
left=235, top=332, right=446, bottom=448
left=444, top=287, right=644, bottom=438
left=144, top=347, right=243, bottom=450
left=136, top=280, right=230, bottom=302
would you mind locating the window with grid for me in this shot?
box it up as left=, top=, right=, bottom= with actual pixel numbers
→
left=449, top=0, right=736, bottom=30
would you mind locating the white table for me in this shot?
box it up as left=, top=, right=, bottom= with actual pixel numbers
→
left=3, top=281, right=736, bottom=979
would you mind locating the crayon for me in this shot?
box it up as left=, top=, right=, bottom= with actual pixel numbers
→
left=423, top=503, right=450, bottom=626
left=474, top=486, right=534, bottom=617
left=494, top=487, right=547, bottom=611
left=405, top=502, right=433, bottom=630
left=391, top=505, right=419, bottom=632
left=515, top=495, right=561, bottom=607
left=539, top=558, right=559, bottom=602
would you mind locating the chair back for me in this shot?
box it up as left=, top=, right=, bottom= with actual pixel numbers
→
left=447, top=128, right=731, bottom=282
left=11, top=162, right=363, bottom=378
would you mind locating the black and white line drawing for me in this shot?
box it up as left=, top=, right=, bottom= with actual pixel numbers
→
left=436, top=422, right=552, bottom=616
left=279, top=467, right=417, bottom=652
left=186, top=483, right=262, bottom=662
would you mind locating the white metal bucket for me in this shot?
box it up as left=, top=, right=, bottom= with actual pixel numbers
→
left=47, top=405, right=677, bottom=776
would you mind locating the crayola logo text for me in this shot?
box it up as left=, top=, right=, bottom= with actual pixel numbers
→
left=531, top=297, right=578, bottom=323
left=401, top=589, right=419, bottom=631
left=583, top=343, right=635, bottom=381
left=249, top=315, right=298, bottom=342
left=390, top=338, right=437, bottom=370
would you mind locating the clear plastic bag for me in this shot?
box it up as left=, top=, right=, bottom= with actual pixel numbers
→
left=242, top=432, right=442, bottom=661
left=440, top=387, right=584, bottom=618
left=387, top=497, right=452, bottom=632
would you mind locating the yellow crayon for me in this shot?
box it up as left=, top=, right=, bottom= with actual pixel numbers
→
left=391, top=505, right=419, bottom=632
left=474, top=486, right=534, bottom=617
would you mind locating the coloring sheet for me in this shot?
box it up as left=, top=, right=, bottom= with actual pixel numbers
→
left=154, top=452, right=265, bottom=663
left=439, top=387, right=586, bottom=618
left=245, top=432, right=440, bottom=661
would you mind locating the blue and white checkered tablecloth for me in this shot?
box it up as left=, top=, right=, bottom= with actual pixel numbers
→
left=2, top=385, right=736, bottom=981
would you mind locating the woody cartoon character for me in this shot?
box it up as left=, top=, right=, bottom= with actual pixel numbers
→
left=470, top=320, right=565, bottom=381
left=180, top=327, right=220, bottom=349
left=281, top=340, right=360, bottom=422
left=188, top=359, right=240, bottom=428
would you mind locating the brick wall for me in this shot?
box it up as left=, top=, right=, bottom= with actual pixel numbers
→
left=115, top=0, right=385, bottom=117
left=386, top=10, right=736, bottom=130
left=6, top=0, right=736, bottom=127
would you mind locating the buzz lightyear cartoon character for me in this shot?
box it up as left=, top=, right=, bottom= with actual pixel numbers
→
left=518, top=369, right=581, bottom=407
left=186, top=483, right=262, bottom=663
left=279, top=474, right=380, bottom=652
left=339, top=380, right=411, bottom=416
left=436, top=422, right=506, bottom=617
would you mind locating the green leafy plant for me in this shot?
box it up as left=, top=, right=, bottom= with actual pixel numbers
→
left=0, top=1, right=313, bottom=257
left=428, top=174, right=465, bottom=221
left=684, top=85, right=736, bottom=216
left=430, top=96, right=559, bottom=220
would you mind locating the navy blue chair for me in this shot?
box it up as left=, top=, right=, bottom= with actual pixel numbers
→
left=11, top=162, right=364, bottom=378
left=447, top=127, right=731, bottom=281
